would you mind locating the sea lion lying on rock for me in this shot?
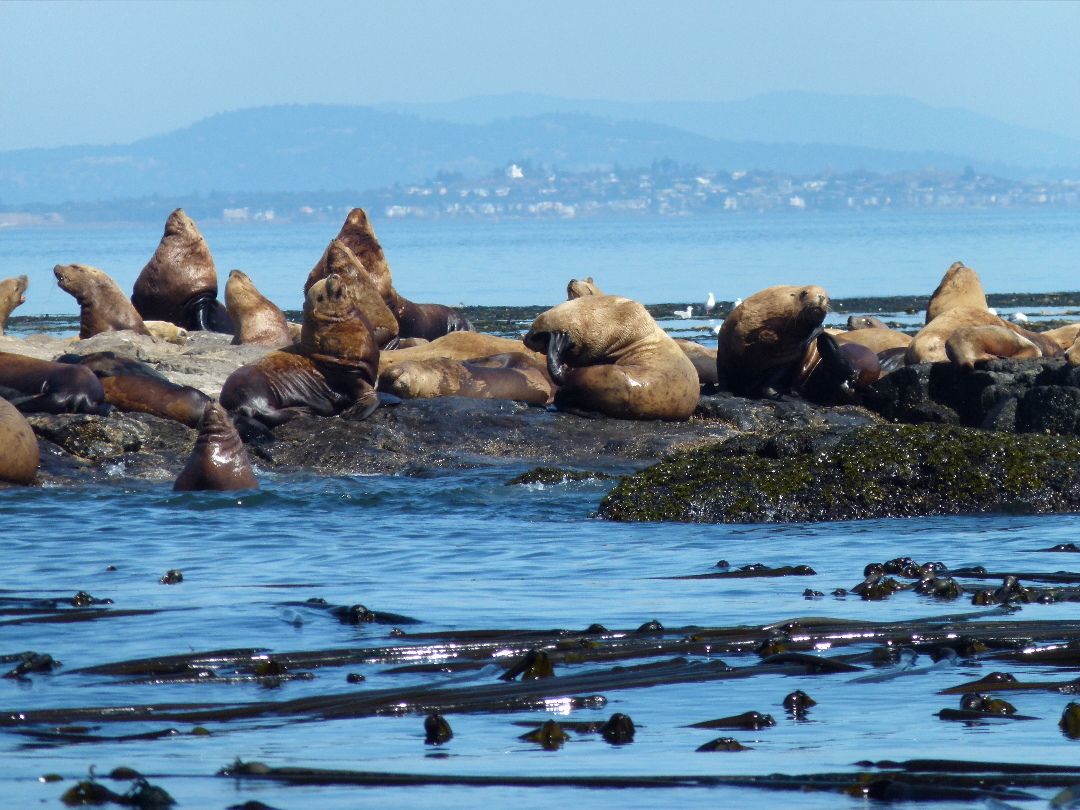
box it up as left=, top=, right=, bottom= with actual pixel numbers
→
left=673, top=339, right=720, bottom=387
left=908, top=307, right=1061, bottom=364
left=0, top=275, right=28, bottom=336
left=220, top=273, right=380, bottom=427
left=945, top=325, right=1042, bottom=370
left=0, top=397, right=38, bottom=485
left=793, top=333, right=881, bottom=404
left=173, top=402, right=258, bottom=491
left=835, top=327, right=912, bottom=354
left=54, top=264, right=151, bottom=339
left=0, top=352, right=109, bottom=415
left=524, top=295, right=699, bottom=421
left=225, top=270, right=291, bottom=348
left=379, top=332, right=544, bottom=376
left=379, top=353, right=554, bottom=405
left=131, top=209, right=232, bottom=333
left=306, top=240, right=399, bottom=349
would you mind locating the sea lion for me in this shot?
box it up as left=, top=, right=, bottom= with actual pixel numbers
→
left=379, top=353, right=555, bottom=405
left=673, top=339, right=720, bottom=387
left=306, top=240, right=399, bottom=349
left=1043, top=323, right=1080, bottom=351
left=0, top=396, right=38, bottom=485
left=379, top=332, right=544, bottom=376
left=945, top=326, right=1042, bottom=370
left=793, top=333, right=881, bottom=404
left=907, top=307, right=1061, bottom=364
left=173, top=402, right=258, bottom=491
left=846, top=315, right=890, bottom=330
left=220, top=273, right=380, bottom=427
left=53, top=264, right=151, bottom=339
left=925, top=262, right=988, bottom=324
left=305, top=208, right=474, bottom=340
left=0, top=352, right=109, bottom=415
left=0, top=275, right=28, bottom=336
left=224, top=270, right=291, bottom=348
left=567, top=277, right=603, bottom=299
left=835, top=327, right=912, bottom=354
left=715, top=285, right=830, bottom=397
left=131, top=209, right=233, bottom=333
left=143, top=321, right=189, bottom=344
left=523, top=295, right=699, bottom=421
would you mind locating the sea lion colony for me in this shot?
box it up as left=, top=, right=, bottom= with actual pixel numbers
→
left=2, top=206, right=1077, bottom=488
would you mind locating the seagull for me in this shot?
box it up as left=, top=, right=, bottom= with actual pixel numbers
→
left=733, top=297, right=743, bottom=308
left=1012, top=311, right=1028, bottom=324
left=673, top=306, right=693, bottom=319
left=704, top=292, right=715, bottom=313
left=987, top=307, right=998, bottom=316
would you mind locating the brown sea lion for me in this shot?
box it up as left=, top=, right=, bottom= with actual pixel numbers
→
left=0, top=397, right=38, bottom=485
left=907, top=307, right=1061, bottom=364
left=835, top=327, right=912, bottom=354
left=305, top=208, right=474, bottom=340
left=945, top=325, right=1042, bottom=370
left=131, top=209, right=232, bottom=333
left=523, top=295, right=699, bottom=421
left=567, top=277, right=604, bottom=299
left=715, top=285, right=830, bottom=397
left=220, top=273, right=380, bottom=427
left=379, top=332, right=544, bottom=376
left=674, top=339, right=720, bottom=386
left=53, top=264, right=151, bottom=339
left=379, top=353, right=555, bottom=405
left=925, top=262, right=988, bottom=324
left=793, top=333, right=881, bottom=404
left=224, top=270, right=292, bottom=348
left=0, top=275, right=28, bottom=336
left=173, top=402, right=258, bottom=491
left=0, top=352, right=109, bottom=415
left=847, top=315, right=890, bottom=330
left=306, top=240, right=399, bottom=349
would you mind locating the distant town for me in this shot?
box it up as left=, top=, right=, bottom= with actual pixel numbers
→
left=2, top=162, right=1078, bottom=227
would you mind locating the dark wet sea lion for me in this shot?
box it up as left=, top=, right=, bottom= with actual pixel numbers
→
left=53, top=264, right=151, bottom=339
left=0, top=352, right=109, bottom=415
left=925, top=261, right=988, bottom=324
left=173, top=402, right=258, bottom=491
left=306, top=240, right=399, bottom=349
left=715, top=285, right=830, bottom=397
left=379, top=353, right=555, bottom=405
left=131, top=209, right=232, bottom=333
left=0, top=275, right=28, bottom=336
left=0, top=397, right=38, bottom=485
left=306, top=208, right=474, bottom=340
left=224, top=270, right=291, bottom=348
left=794, top=332, right=880, bottom=405
left=524, top=295, right=699, bottom=421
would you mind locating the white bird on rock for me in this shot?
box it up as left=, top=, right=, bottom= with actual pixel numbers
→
left=704, top=292, right=715, bottom=313
left=673, top=306, right=693, bottom=319
left=1012, top=311, right=1028, bottom=324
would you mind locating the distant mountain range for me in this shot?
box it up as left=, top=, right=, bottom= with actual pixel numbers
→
left=1, top=93, right=1077, bottom=206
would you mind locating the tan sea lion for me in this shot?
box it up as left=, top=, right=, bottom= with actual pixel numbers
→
left=523, top=295, right=699, bottom=421
left=143, top=321, right=189, bottom=344
left=173, top=402, right=258, bottom=491
left=53, top=264, right=151, bottom=339
left=379, top=353, right=555, bottom=405
left=945, top=325, right=1042, bottom=370
left=220, top=273, right=380, bottom=427
left=306, top=240, right=399, bottom=349
left=673, top=339, right=720, bottom=387
left=835, top=327, right=912, bottom=354
left=131, top=209, right=232, bottom=333
left=224, top=270, right=291, bottom=348
left=567, top=277, right=604, bottom=299
left=0, top=275, right=28, bottom=336
left=305, top=208, right=474, bottom=339
left=907, top=307, right=1061, bottom=364
left=0, top=397, right=38, bottom=485
left=1043, top=323, right=1080, bottom=351
left=715, top=285, right=830, bottom=397
left=846, top=315, right=891, bottom=330
left=0, top=352, right=109, bottom=415
left=925, top=262, right=988, bottom=324
left=379, top=332, right=543, bottom=376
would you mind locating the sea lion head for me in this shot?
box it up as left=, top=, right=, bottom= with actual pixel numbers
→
left=0, top=275, right=29, bottom=332
left=926, top=261, right=987, bottom=324
left=789, top=285, right=830, bottom=327
left=302, top=273, right=378, bottom=367
left=524, top=295, right=660, bottom=365
left=567, top=277, right=604, bottom=299
left=53, top=263, right=104, bottom=301
left=313, top=240, right=399, bottom=348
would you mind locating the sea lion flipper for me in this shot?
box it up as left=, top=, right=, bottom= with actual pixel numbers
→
left=546, top=331, right=575, bottom=385
left=341, top=389, right=380, bottom=422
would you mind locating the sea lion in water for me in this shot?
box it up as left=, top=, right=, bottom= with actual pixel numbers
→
left=306, top=240, right=399, bottom=349
left=131, top=209, right=232, bottom=333
left=567, top=277, right=603, bottom=299
left=53, top=264, right=151, bottom=339
left=0, top=352, right=109, bottom=415
left=379, top=353, right=555, bottom=405
left=173, top=402, right=258, bottom=491
left=523, top=295, right=699, bottom=421
left=715, top=285, right=830, bottom=398
left=0, top=275, right=28, bottom=336
left=0, top=397, right=38, bottom=485
left=925, top=262, right=988, bottom=324
left=907, top=307, right=1061, bottom=364
left=305, top=208, right=474, bottom=340
left=224, top=270, right=292, bottom=348
left=220, top=273, right=381, bottom=427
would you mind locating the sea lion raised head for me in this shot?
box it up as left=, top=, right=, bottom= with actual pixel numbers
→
left=302, top=273, right=380, bottom=379
left=54, top=264, right=151, bottom=339
left=132, top=209, right=232, bottom=333
left=225, top=269, right=291, bottom=348
left=308, top=240, right=399, bottom=349
left=567, top=277, right=604, bottom=299
left=0, top=275, right=28, bottom=335
left=173, top=402, right=259, bottom=491
left=925, top=262, right=988, bottom=324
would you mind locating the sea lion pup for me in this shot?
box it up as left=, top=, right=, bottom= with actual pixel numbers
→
left=0, top=397, right=38, bottom=485
left=925, top=261, right=988, bottom=324
left=523, top=295, right=699, bottom=421
left=715, top=285, right=830, bottom=398
left=945, top=325, right=1042, bottom=370
left=0, top=352, right=109, bottom=415
left=224, top=270, right=291, bottom=348
left=220, top=273, right=381, bottom=427
left=380, top=353, right=555, bottom=405
left=173, top=402, right=258, bottom=492
left=53, top=264, right=151, bottom=339
left=0, top=275, right=28, bottom=336
left=567, top=277, right=603, bottom=299
left=379, top=331, right=544, bottom=376
left=907, top=307, right=1061, bottom=364
left=131, top=208, right=233, bottom=333
left=305, top=208, right=475, bottom=340
left=56, top=351, right=210, bottom=428
left=143, top=321, right=189, bottom=344
left=306, top=240, right=399, bottom=349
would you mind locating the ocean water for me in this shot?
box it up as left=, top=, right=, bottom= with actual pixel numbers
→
left=3, top=211, right=1080, bottom=807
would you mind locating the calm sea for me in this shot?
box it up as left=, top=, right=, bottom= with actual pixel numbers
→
left=3, top=211, right=1080, bottom=807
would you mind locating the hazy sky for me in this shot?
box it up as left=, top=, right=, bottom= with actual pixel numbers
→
left=1, top=0, right=1077, bottom=152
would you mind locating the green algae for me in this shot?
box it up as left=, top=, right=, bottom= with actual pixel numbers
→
left=506, top=467, right=615, bottom=486
left=598, top=424, right=1080, bottom=523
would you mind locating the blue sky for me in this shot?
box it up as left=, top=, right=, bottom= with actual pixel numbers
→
left=1, top=0, right=1077, bottom=151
